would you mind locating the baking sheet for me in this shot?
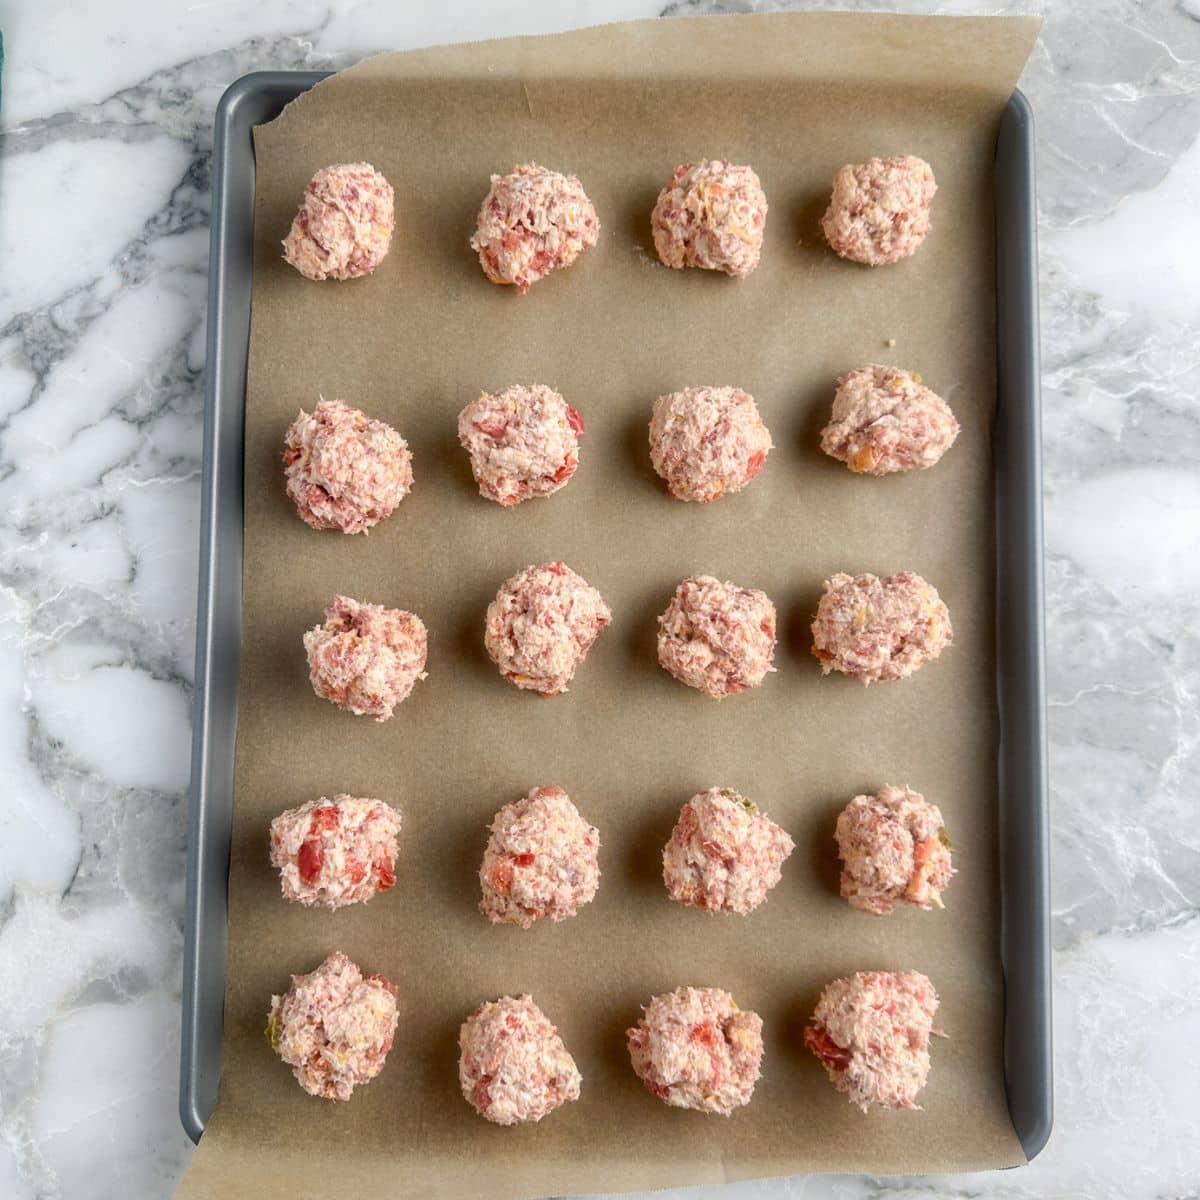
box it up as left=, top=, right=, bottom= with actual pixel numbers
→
left=176, top=11, right=1040, bottom=1197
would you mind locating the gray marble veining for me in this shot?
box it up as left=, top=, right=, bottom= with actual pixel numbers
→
left=0, top=2, right=1196, bottom=1197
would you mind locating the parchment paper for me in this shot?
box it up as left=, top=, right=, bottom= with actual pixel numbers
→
left=177, top=12, right=1041, bottom=1197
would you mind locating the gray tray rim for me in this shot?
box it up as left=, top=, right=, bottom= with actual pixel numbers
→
left=180, top=69, right=1052, bottom=1163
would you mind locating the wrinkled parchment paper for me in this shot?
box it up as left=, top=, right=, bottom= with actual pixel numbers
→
left=176, top=12, right=1041, bottom=1197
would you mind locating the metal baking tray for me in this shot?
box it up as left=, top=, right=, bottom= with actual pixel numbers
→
left=181, top=70, right=1051, bottom=1160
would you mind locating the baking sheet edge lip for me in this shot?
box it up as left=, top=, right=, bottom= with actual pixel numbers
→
left=180, top=80, right=232, bottom=1149
left=180, top=69, right=285, bottom=1145
left=180, top=84, right=228, bottom=1149
left=994, top=84, right=1053, bottom=1165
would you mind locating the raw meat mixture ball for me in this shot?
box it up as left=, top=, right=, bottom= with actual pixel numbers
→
left=267, top=951, right=398, bottom=1101
left=282, top=162, right=395, bottom=281
left=627, top=986, right=763, bottom=1115
left=270, top=794, right=402, bottom=909
left=651, top=160, right=768, bottom=278
left=283, top=398, right=413, bottom=533
left=657, top=575, right=777, bottom=699
left=484, top=561, right=611, bottom=696
left=479, top=786, right=600, bottom=928
left=470, top=162, right=599, bottom=292
left=803, top=970, right=942, bottom=1111
left=821, top=155, right=936, bottom=267
left=649, top=386, right=773, bottom=503
left=304, top=594, right=428, bottom=720
left=459, top=995, right=581, bottom=1125
left=811, top=571, right=951, bottom=685
left=458, top=384, right=584, bottom=506
left=836, top=786, right=954, bottom=916
left=663, top=788, right=794, bottom=915
left=820, top=365, right=959, bottom=475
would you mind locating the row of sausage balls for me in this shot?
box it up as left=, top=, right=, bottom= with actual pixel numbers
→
left=283, top=369, right=959, bottom=535
left=281, top=154, right=938, bottom=288
left=273, top=784, right=953, bottom=921
left=303, top=566, right=952, bottom=721
left=269, top=958, right=943, bottom=1122
left=267, top=787, right=952, bottom=1112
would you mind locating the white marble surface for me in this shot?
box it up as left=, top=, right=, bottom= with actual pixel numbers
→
left=0, top=1, right=1197, bottom=1197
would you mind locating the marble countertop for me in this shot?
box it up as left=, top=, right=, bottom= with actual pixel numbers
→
left=0, top=2, right=1197, bottom=1197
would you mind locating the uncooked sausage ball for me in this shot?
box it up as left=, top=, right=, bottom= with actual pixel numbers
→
left=484, top=562, right=611, bottom=696
left=820, top=366, right=959, bottom=475
left=651, top=160, right=768, bottom=278
left=479, top=786, right=600, bottom=928
left=470, top=163, right=599, bottom=292
left=811, top=572, right=951, bottom=685
left=267, top=951, right=398, bottom=1100
left=458, top=385, right=584, bottom=506
left=649, top=386, right=773, bottom=502
left=283, top=398, right=413, bottom=533
left=804, top=970, right=942, bottom=1111
left=304, top=594, right=428, bottom=720
left=283, top=162, right=395, bottom=281
left=270, top=794, right=402, bottom=909
left=627, top=986, right=763, bottom=1115
left=836, top=785, right=954, bottom=916
left=821, top=155, right=936, bottom=267
left=657, top=575, right=777, bottom=699
left=663, top=788, right=794, bottom=915
left=459, top=995, right=581, bottom=1125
